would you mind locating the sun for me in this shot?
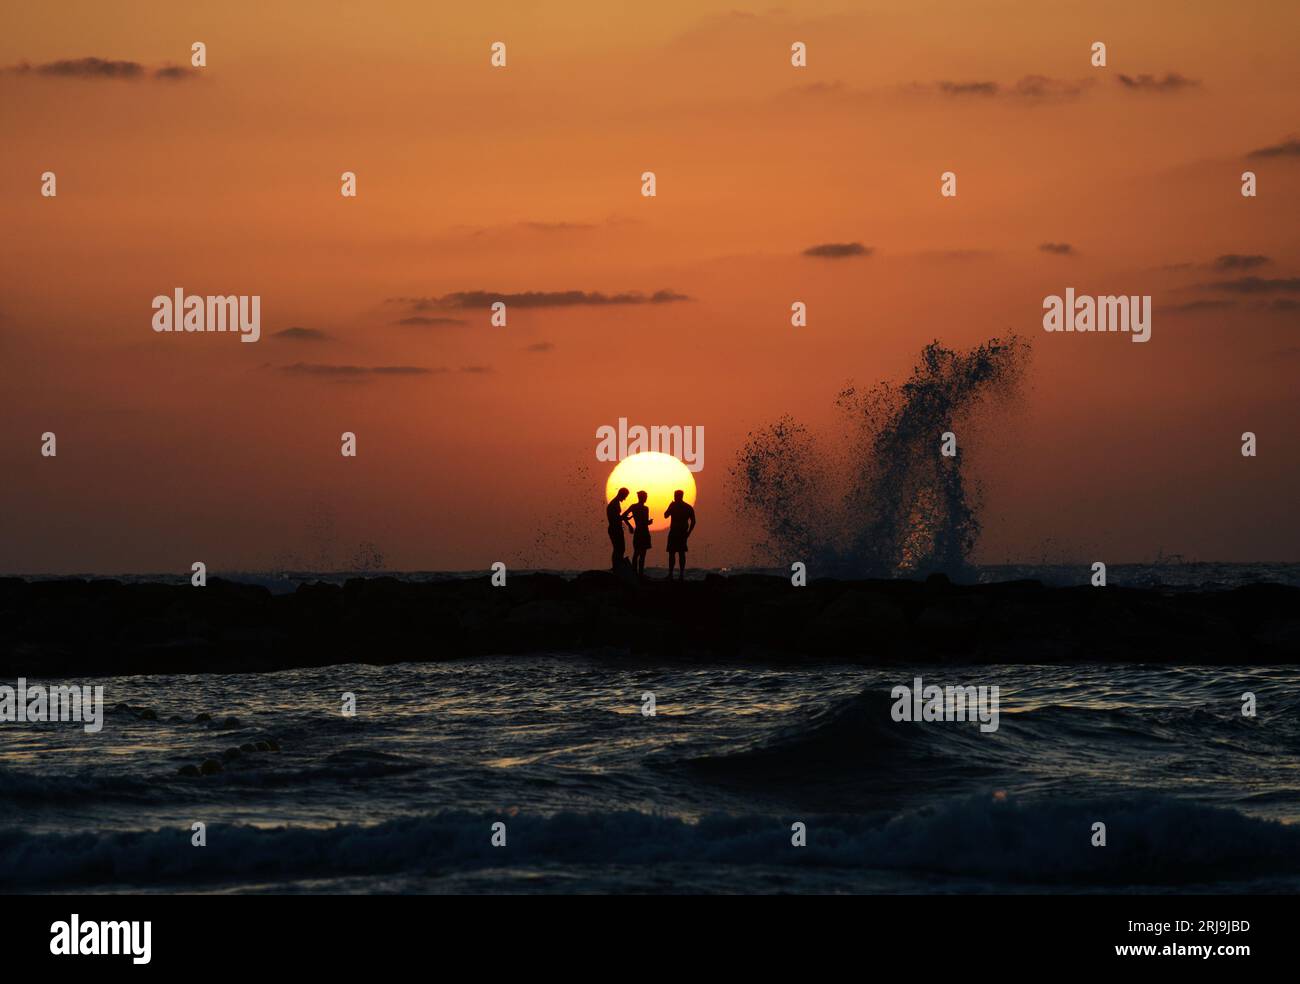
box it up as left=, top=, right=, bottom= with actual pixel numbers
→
left=605, top=452, right=697, bottom=528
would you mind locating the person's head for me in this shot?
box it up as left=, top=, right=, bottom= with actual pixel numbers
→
left=637, top=490, right=648, bottom=503
left=673, top=490, right=684, bottom=502
left=615, top=487, right=629, bottom=503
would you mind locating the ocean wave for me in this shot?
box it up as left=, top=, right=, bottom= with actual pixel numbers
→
left=0, top=768, right=167, bottom=805
left=4, top=793, right=1295, bottom=890
left=676, top=688, right=1002, bottom=783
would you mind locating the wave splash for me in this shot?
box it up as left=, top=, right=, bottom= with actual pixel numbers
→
left=731, top=335, right=1030, bottom=576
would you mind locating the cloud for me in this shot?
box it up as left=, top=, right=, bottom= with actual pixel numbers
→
left=1213, top=254, right=1269, bottom=271
left=789, top=80, right=849, bottom=98
left=938, top=81, right=999, bottom=97
left=904, top=76, right=1090, bottom=101
left=1116, top=73, right=1199, bottom=93
left=273, top=327, right=331, bottom=341
left=152, top=65, right=197, bottom=81
left=3, top=57, right=197, bottom=81
left=1038, top=242, right=1075, bottom=256
left=278, top=363, right=441, bottom=378
left=460, top=365, right=492, bottom=374
left=1011, top=75, right=1089, bottom=99
left=1202, top=277, right=1300, bottom=294
left=391, top=290, right=690, bottom=310
left=527, top=341, right=556, bottom=353
left=1246, top=136, right=1300, bottom=159
left=394, top=316, right=468, bottom=326
left=803, top=242, right=872, bottom=259
left=791, top=76, right=1089, bottom=105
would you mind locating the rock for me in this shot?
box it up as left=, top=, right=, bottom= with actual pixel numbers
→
left=4, top=571, right=1297, bottom=670
left=199, top=758, right=223, bottom=776
left=506, top=600, right=580, bottom=628
left=221, top=747, right=241, bottom=761
left=178, top=764, right=200, bottom=777
left=265, top=738, right=281, bottom=752
left=239, top=742, right=256, bottom=753
left=254, top=740, right=270, bottom=752
left=194, top=712, right=212, bottom=722
left=137, top=707, right=158, bottom=721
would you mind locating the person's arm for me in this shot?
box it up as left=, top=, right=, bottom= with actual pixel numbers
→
left=687, top=510, right=696, bottom=535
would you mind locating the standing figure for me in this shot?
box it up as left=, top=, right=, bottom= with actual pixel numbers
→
left=664, top=490, right=696, bottom=580
left=606, top=487, right=632, bottom=571
left=627, top=490, right=653, bottom=577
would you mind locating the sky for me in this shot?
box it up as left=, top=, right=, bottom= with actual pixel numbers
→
left=1, top=0, right=1298, bottom=574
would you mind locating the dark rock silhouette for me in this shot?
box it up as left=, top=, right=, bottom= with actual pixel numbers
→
left=1, top=574, right=1297, bottom=674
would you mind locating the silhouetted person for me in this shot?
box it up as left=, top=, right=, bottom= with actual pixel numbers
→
left=607, top=487, right=632, bottom=571
left=664, top=490, right=696, bottom=580
left=627, top=490, right=653, bottom=577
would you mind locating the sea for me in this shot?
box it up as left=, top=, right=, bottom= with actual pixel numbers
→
left=3, top=562, right=1300, bottom=894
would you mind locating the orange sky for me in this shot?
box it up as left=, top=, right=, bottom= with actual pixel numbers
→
left=1, top=0, right=1297, bottom=573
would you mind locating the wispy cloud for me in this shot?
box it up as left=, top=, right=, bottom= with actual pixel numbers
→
left=803, top=242, right=872, bottom=259
left=1246, top=136, right=1300, bottom=159
left=390, top=290, right=690, bottom=310
left=1039, top=242, right=1075, bottom=256
left=1116, top=72, right=1199, bottom=93
left=527, top=341, right=556, bottom=353
left=3, top=57, right=198, bottom=81
left=938, top=80, right=998, bottom=97
left=1212, top=254, right=1269, bottom=271
left=790, top=76, right=1090, bottom=104
left=908, top=76, right=1090, bottom=101
left=273, top=327, right=331, bottom=341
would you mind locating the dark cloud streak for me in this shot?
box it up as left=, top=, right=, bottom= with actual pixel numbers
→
left=391, top=290, right=690, bottom=310
left=1116, top=73, right=1199, bottom=92
left=803, top=242, right=872, bottom=259
left=1246, top=137, right=1300, bottom=158
left=3, top=57, right=198, bottom=81
left=273, top=327, right=331, bottom=341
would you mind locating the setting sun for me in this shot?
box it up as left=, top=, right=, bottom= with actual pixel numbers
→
left=605, top=452, right=698, bottom=526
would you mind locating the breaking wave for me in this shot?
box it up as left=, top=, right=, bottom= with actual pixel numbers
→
left=731, top=335, right=1030, bottom=576
left=4, top=794, right=1298, bottom=891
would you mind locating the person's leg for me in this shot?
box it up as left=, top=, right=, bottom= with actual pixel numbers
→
left=667, top=552, right=676, bottom=579
left=679, top=551, right=687, bottom=580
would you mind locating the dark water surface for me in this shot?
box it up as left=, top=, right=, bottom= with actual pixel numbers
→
left=5, top=653, right=1300, bottom=894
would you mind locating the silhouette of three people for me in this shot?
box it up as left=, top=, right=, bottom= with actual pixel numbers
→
left=606, top=487, right=696, bottom=579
